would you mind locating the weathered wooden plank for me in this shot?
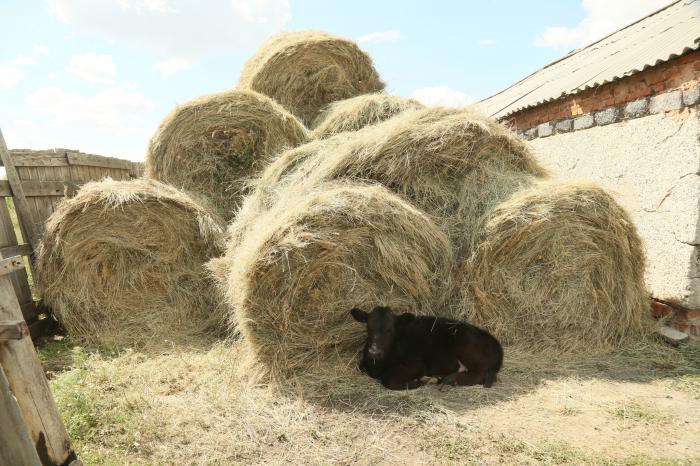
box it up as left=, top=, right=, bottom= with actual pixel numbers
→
left=0, top=273, right=74, bottom=465
left=0, top=367, right=42, bottom=466
left=0, top=320, right=29, bottom=340
left=15, top=180, right=80, bottom=197
left=67, top=152, right=133, bottom=170
left=10, top=154, right=68, bottom=167
left=0, top=179, right=11, bottom=197
left=0, top=199, right=34, bottom=306
left=0, top=131, right=41, bottom=249
left=0, top=255, right=24, bottom=276
left=0, top=243, right=33, bottom=258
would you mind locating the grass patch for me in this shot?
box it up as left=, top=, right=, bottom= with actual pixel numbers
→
left=610, top=401, right=674, bottom=426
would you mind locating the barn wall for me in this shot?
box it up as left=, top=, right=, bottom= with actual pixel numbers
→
left=529, top=107, right=700, bottom=307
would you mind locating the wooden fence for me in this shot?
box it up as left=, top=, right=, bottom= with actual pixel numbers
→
left=0, top=128, right=143, bottom=465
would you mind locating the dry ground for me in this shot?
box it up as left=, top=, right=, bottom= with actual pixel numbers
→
left=38, top=337, right=700, bottom=465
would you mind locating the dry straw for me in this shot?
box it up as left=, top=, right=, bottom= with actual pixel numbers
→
left=312, top=93, right=424, bottom=138
left=146, top=89, right=309, bottom=220
left=462, top=181, right=654, bottom=352
left=210, top=182, right=454, bottom=378
left=238, top=30, right=385, bottom=127
left=228, top=107, right=547, bottom=263
left=36, top=178, right=226, bottom=349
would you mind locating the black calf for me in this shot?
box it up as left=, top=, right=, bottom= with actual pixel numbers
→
left=350, top=306, right=503, bottom=390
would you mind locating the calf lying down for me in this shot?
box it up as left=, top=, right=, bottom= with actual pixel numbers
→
left=351, top=306, right=503, bottom=390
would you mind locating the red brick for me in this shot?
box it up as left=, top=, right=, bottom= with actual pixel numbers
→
left=686, top=310, right=700, bottom=320
left=651, top=301, right=673, bottom=319
left=687, top=325, right=700, bottom=337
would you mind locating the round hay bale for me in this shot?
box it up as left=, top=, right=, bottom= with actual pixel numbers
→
left=36, top=178, right=226, bottom=349
left=213, top=182, right=453, bottom=377
left=312, top=93, right=424, bottom=138
left=229, top=107, right=548, bottom=261
left=238, top=30, right=385, bottom=127
left=463, top=181, right=652, bottom=352
left=145, top=89, right=309, bottom=220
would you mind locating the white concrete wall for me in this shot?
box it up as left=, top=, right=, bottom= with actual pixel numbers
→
left=530, top=108, right=700, bottom=307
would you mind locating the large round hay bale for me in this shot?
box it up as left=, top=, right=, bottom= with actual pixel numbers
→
left=463, top=181, right=652, bottom=352
left=212, top=182, right=453, bottom=377
left=312, top=93, right=424, bottom=138
left=146, top=89, right=309, bottom=220
left=36, top=178, right=226, bottom=349
left=238, top=30, right=385, bottom=127
left=229, top=107, right=547, bottom=260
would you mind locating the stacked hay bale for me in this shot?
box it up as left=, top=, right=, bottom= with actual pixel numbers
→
left=228, top=107, right=547, bottom=262
left=238, top=30, right=385, bottom=127
left=210, top=183, right=453, bottom=377
left=36, top=179, right=225, bottom=349
left=146, top=89, right=309, bottom=220
left=462, top=182, right=652, bottom=351
left=35, top=27, right=653, bottom=373
left=312, top=94, right=424, bottom=138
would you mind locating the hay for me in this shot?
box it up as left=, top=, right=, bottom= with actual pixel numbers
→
left=211, top=182, right=454, bottom=377
left=145, top=89, right=309, bottom=220
left=35, top=178, right=226, bottom=349
left=462, top=181, right=654, bottom=352
left=312, top=93, right=424, bottom=138
left=238, top=30, right=385, bottom=127
left=229, top=107, right=547, bottom=263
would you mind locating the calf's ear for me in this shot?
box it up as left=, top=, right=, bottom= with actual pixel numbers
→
left=350, top=308, right=368, bottom=323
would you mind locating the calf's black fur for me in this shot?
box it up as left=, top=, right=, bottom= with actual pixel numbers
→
left=351, top=306, right=503, bottom=390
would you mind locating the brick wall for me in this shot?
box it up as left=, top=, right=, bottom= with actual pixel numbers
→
left=505, top=49, right=700, bottom=131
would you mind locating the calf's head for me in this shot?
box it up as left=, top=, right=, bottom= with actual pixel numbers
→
left=350, top=306, right=397, bottom=360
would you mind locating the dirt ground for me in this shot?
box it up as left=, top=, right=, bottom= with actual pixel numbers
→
left=39, top=337, right=700, bottom=465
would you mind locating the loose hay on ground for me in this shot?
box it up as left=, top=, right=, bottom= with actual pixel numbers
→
left=229, top=107, right=547, bottom=265
left=146, top=89, right=309, bottom=220
left=238, top=30, right=385, bottom=127
left=210, top=182, right=454, bottom=378
left=36, top=178, right=226, bottom=349
left=462, top=181, right=654, bottom=352
left=312, top=93, right=424, bottom=138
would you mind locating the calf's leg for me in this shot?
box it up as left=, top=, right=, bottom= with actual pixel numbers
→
left=380, top=361, right=425, bottom=390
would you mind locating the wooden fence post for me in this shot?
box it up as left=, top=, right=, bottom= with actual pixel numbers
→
left=0, top=130, right=41, bottom=250
left=0, top=255, right=74, bottom=465
left=0, top=366, right=42, bottom=466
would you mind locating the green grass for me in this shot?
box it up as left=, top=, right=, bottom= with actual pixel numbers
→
left=610, top=401, right=674, bottom=426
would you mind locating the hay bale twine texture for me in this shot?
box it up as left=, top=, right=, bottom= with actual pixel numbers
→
left=146, top=89, right=309, bottom=220
left=312, top=93, right=424, bottom=138
left=213, top=183, right=453, bottom=377
left=229, top=107, right=548, bottom=261
left=238, top=30, right=385, bottom=127
left=36, top=178, right=226, bottom=349
left=463, top=182, right=652, bottom=352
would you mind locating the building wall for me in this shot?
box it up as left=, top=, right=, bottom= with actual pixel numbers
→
left=529, top=107, right=699, bottom=307
left=505, top=49, right=700, bottom=132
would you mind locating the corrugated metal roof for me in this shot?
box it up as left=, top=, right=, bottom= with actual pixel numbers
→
left=477, top=0, right=700, bottom=120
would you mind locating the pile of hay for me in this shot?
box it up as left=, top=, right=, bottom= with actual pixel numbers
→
left=210, top=182, right=454, bottom=377
left=312, top=93, right=424, bottom=138
left=462, top=181, right=653, bottom=352
left=238, top=30, right=385, bottom=127
left=36, top=179, right=226, bottom=349
left=146, top=89, right=309, bottom=220
left=228, top=107, right=548, bottom=261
